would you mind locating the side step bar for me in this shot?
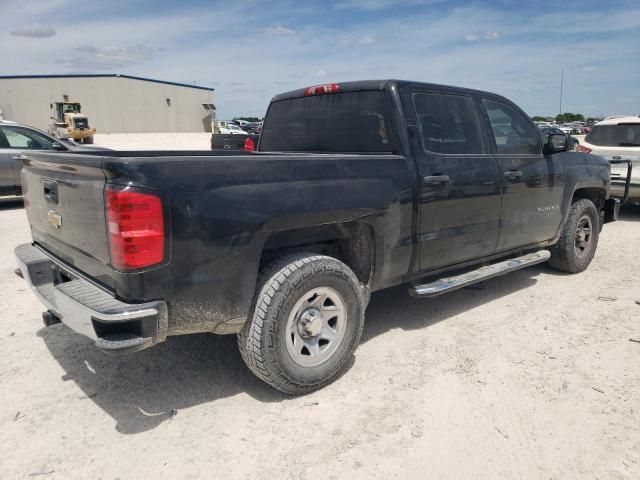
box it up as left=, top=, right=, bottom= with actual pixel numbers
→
left=409, top=250, right=551, bottom=298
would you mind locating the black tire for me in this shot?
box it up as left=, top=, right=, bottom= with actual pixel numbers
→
left=237, top=253, right=365, bottom=395
left=548, top=198, right=600, bottom=273
left=83, top=136, right=94, bottom=144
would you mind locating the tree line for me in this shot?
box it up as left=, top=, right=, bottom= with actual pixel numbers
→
left=532, top=113, right=601, bottom=123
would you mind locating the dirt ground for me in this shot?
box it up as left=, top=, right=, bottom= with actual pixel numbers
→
left=93, top=133, right=212, bottom=150
left=1, top=195, right=639, bottom=480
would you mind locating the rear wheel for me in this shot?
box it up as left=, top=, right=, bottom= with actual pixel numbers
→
left=237, top=254, right=365, bottom=395
left=548, top=198, right=600, bottom=273
left=83, top=136, right=94, bottom=144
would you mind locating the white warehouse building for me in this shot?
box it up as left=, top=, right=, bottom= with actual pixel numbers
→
left=0, top=74, right=216, bottom=133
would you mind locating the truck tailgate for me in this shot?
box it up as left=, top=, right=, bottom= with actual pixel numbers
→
left=21, top=152, right=114, bottom=287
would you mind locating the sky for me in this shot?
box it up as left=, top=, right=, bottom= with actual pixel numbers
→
left=1, top=0, right=639, bottom=119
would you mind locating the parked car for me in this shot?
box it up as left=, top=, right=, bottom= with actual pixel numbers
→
left=217, top=121, right=247, bottom=135
left=242, top=122, right=263, bottom=134
left=15, top=80, right=617, bottom=394
left=575, top=116, right=640, bottom=203
left=0, top=121, right=108, bottom=197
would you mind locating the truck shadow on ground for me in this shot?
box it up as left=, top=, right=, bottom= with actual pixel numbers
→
left=38, top=265, right=542, bottom=435
left=619, top=204, right=640, bottom=222
left=0, top=196, right=23, bottom=211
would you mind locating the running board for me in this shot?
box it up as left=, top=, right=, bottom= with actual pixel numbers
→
left=409, top=250, right=551, bottom=298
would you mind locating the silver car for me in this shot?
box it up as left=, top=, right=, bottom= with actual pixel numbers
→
left=0, top=121, right=106, bottom=196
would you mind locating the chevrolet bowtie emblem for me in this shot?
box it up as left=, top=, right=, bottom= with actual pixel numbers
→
left=47, top=210, right=62, bottom=229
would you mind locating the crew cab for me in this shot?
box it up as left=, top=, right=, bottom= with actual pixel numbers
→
left=15, top=80, right=617, bottom=394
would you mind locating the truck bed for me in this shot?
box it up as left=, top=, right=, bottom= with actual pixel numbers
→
left=20, top=149, right=414, bottom=335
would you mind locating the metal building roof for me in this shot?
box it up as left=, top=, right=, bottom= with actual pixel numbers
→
left=0, top=74, right=214, bottom=91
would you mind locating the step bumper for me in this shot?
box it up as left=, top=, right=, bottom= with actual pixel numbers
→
left=15, top=243, right=167, bottom=354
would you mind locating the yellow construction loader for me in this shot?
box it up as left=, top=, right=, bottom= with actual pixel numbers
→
left=48, top=97, right=96, bottom=144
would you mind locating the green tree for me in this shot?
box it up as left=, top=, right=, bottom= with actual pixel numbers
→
left=234, top=116, right=261, bottom=123
left=556, top=112, right=585, bottom=122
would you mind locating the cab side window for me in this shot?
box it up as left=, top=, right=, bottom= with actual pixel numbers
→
left=482, top=99, right=541, bottom=155
left=413, top=92, right=486, bottom=155
left=2, top=127, right=56, bottom=150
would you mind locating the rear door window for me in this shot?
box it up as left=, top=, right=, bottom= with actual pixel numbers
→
left=260, top=91, right=394, bottom=153
left=413, top=92, right=486, bottom=154
left=586, top=124, right=640, bottom=147
left=482, top=99, right=541, bottom=155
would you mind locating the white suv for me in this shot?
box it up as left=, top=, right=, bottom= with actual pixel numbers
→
left=575, top=116, right=640, bottom=203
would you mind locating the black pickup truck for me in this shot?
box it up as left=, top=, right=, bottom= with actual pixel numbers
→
left=15, top=80, right=618, bottom=394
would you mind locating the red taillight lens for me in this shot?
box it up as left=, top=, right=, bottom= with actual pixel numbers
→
left=106, top=187, right=165, bottom=271
left=304, top=83, right=339, bottom=96
left=244, top=136, right=255, bottom=152
left=575, top=144, right=592, bottom=153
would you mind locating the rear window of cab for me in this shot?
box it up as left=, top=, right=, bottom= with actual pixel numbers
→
left=259, top=91, right=395, bottom=154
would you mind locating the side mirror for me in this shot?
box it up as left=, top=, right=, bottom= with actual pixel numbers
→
left=545, top=133, right=568, bottom=154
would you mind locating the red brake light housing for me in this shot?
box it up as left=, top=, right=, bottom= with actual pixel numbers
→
left=304, top=83, right=339, bottom=96
left=244, top=136, right=256, bottom=152
left=575, top=144, right=592, bottom=153
left=105, top=186, right=165, bottom=271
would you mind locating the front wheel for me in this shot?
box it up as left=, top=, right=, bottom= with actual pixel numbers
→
left=237, top=254, right=365, bottom=395
left=548, top=198, right=600, bottom=273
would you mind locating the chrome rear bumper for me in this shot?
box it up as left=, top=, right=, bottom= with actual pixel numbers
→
left=15, top=243, right=167, bottom=354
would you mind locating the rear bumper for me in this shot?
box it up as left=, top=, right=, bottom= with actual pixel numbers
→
left=15, top=243, right=167, bottom=354
left=611, top=181, right=640, bottom=202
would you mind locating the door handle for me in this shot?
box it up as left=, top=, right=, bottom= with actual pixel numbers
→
left=423, top=174, right=450, bottom=185
left=503, top=170, right=523, bottom=181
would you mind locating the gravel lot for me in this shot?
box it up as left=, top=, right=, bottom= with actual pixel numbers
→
left=1, top=194, right=639, bottom=479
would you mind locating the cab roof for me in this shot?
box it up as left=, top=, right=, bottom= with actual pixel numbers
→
left=271, top=79, right=508, bottom=103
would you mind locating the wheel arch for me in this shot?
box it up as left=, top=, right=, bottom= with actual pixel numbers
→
left=259, top=221, right=376, bottom=287
left=572, top=186, right=606, bottom=210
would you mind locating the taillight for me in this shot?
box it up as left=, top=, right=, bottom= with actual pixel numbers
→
left=105, top=187, right=165, bottom=271
left=304, top=83, right=339, bottom=96
left=244, top=136, right=256, bottom=152
left=575, top=144, right=592, bottom=153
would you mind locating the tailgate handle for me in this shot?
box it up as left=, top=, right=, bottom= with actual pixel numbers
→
left=43, top=180, right=58, bottom=203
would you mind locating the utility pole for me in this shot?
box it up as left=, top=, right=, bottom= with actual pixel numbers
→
left=559, top=68, right=564, bottom=117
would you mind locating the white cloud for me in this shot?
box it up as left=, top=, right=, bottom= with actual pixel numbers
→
left=357, top=35, right=376, bottom=45
left=10, top=25, right=56, bottom=38
left=264, top=25, right=295, bottom=36
left=466, top=31, right=500, bottom=41
left=70, top=45, right=154, bottom=69
left=582, top=65, right=598, bottom=72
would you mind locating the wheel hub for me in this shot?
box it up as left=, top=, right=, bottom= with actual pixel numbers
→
left=298, top=308, right=324, bottom=337
left=285, top=287, right=348, bottom=367
left=574, top=215, right=593, bottom=257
